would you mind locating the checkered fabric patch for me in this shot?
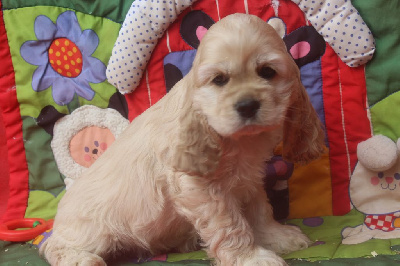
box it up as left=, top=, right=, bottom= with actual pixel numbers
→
left=364, top=214, right=396, bottom=232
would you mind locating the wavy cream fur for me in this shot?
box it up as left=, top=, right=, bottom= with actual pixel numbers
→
left=41, top=14, right=325, bottom=266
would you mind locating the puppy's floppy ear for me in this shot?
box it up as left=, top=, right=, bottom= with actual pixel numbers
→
left=282, top=74, right=325, bottom=164
left=171, top=77, right=222, bottom=177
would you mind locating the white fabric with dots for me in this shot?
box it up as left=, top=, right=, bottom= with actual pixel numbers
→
left=292, top=0, right=375, bottom=67
left=107, top=0, right=196, bottom=94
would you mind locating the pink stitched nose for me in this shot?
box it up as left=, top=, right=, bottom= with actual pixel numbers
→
left=386, top=177, right=394, bottom=184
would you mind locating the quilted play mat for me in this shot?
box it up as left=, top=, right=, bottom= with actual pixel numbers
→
left=1, top=0, right=400, bottom=265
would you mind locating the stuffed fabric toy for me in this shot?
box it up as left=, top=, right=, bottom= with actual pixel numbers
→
left=342, top=135, right=400, bottom=244
left=51, top=105, right=129, bottom=189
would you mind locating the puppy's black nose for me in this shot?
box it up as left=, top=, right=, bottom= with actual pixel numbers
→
left=235, top=99, right=260, bottom=119
left=92, top=149, right=98, bottom=155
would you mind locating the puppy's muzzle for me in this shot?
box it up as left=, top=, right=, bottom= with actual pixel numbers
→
left=235, top=99, right=260, bottom=119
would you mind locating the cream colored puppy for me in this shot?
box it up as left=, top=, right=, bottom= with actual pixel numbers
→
left=41, top=13, right=325, bottom=266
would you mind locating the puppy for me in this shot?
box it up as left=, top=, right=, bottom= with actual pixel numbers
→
left=41, top=13, right=325, bottom=266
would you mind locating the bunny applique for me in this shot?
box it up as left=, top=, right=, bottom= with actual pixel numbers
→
left=342, top=135, right=400, bottom=244
left=51, top=105, right=129, bottom=190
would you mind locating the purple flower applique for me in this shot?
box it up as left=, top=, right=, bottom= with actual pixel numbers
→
left=20, top=11, right=106, bottom=105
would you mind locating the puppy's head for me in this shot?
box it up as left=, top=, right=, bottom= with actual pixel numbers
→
left=190, top=13, right=324, bottom=163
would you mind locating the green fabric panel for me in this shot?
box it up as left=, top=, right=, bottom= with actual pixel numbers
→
left=114, top=260, right=210, bottom=266
left=1, top=0, right=134, bottom=24
left=3, top=6, right=121, bottom=117
left=131, top=262, right=210, bottom=266
left=25, top=190, right=65, bottom=220
left=1, top=240, right=399, bottom=266
left=287, top=255, right=400, bottom=266
left=352, top=0, right=400, bottom=106
left=0, top=242, right=48, bottom=265
left=167, top=251, right=208, bottom=262
left=284, top=209, right=400, bottom=261
left=22, top=116, right=64, bottom=195
left=369, top=91, right=400, bottom=140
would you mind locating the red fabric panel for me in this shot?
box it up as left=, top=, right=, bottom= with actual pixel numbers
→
left=125, top=0, right=304, bottom=121
left=321, top=45, right=371, bottom=215
left=277, top=0, right=307, bottom=34
left=0, top=107, right=10, bottom=218
left=125, top=0, right=372, bottom=217
left=125, top=6, right=195, bottom=122
left=338, top=59, right=371, bottom=172
left=0, top=0, right=29, bottom=223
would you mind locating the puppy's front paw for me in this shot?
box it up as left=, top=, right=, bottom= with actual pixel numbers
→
left=237, top=246, right=287, bottom=266
left=42, top=243, right=106, bottom=266
left=262, top=225, right=311, bottom=254
left=79, top=256, right=107, bottom=266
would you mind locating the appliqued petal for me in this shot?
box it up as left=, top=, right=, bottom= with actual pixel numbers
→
left=73, top=78, right=95, bottom=101
left=34, top=15, right=57, bottom=41
left=76, top=29, right=99, bottom=56
left=20, top=40, right=51, bottom=66
left=55, top=11, right=81, bottom=43
left=82, top=56, right=106, bottom=84
left=51, top=77, right=77, bottom=105
left=32, top=64, right=57, bottom=91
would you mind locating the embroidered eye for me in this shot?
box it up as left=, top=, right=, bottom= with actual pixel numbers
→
left=378, top=172, right=384, bottom=178
left=94, top=141, right=99, bottom=147
left=212, top=74, right=229, bottom=86
left=257, top=66, right=276, bottom=80
left=84, top=147, right=89, bottom=153
left=394, top=173, right=400, bottom=180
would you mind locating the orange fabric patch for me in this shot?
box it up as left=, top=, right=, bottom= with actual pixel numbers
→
left=288, top=148, right=333, bottom=218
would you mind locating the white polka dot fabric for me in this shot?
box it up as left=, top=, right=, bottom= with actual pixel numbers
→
left=291, top=0, right=375, bottom=67
left=107, top=0, right=197, bottom=94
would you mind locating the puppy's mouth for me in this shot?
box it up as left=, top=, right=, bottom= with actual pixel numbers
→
left=233, top=123, right=280, bottom=137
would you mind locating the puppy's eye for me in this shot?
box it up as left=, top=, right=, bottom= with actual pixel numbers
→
left=212, top=74, right=229, bottom=86
left=258, top=66, right=276, bottom=80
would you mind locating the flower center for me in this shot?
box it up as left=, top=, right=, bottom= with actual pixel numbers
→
left=48, top=38, right=83, bottom=78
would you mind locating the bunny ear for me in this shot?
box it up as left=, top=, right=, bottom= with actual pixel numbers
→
left=283, top=26, right=326, bottom=67
left=36, top=105, right=66, bottom=136
left=357, top=135, right=398, bottom=171
left=267, top=17, right=326, bottom=67
left=267, top=17, right=286, bottom=38
left=164, top=63, right=184, bottom=92
left=107, top=92, right=129, bottom=119
left=180, top=10, right=215, bottom=49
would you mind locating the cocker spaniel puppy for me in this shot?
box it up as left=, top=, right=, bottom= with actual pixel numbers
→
left=41, top=13, right=325, bottom=266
